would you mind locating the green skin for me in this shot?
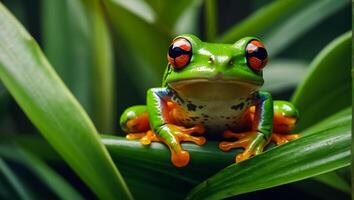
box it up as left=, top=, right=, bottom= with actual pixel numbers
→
left=120, top=34, right=298, bottom=165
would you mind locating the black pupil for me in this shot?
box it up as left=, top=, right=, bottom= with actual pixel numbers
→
left=168, top=45, right=190, bottom=58
left=247, top=44, right=267, bottom=60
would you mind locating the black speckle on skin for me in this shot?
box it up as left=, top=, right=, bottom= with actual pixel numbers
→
left=191, top=116, right=199, bottom=121
left=198, top=105, right=204, bottom=109
left=226, top=117, right=230, bottom=119
left=187, top=103, right=197, bottom=111
left=173, top=93, right=185, bottom=104
left=231, top=102, right=245, bottom=111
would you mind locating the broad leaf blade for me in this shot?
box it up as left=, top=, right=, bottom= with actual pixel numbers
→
left=42, top=0, right=114, bottom=132
left=312, top=172, right=351, bottom=194
left=0, top=145, right=84, bottom=200
left=103, top=0, right=170, bottom=93
left=218, top=0, right=309, bottom=43
left=262, top=59, right=308, bottom=93
left=264, top=0, right=349, bottom=57
left=186, top=108, right=351, bottom=200
left=42, top=0, right=93, bottom=113
left=291, top=31, right=351, bottom=130
left=0, top=3, right=132, bottom=199
left=19, top=149, right=85, bottom=200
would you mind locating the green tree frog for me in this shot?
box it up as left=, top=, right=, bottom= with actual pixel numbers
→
left=120, top=34, right=299, bottom=167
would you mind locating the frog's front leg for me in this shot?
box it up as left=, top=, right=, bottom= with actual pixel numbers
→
left=147, top=88, right=206, bottom=167
left=219, top=91, right=273, bottom=162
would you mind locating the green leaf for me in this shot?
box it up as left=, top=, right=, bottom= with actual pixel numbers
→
left=42, top=0, right=114, bottom=132
left=0, top=157, right=33, bottom=200
left=0, top=3, right=132, bottom=199
left=19, top=149, right=85, bottom=200
left=171, top=0, right=202, bottom=35
left=312, top=172, right=351, bottom=194
left=104, top=138, right=239, bottom=184
left=291, top=31, right=351, bottom=130
left=0, top=144, right=84, bottom=200
left=186, top=107, right=351, bottom=200
left=41, top=0, right=92, bottom=113
left=103, top=0, right=170, bottom=93
left=263, top=0, right=349, bottom=57
left=204, top=0, right=217, bottom=42
left=218, top=0, right=310, bottom=43
left=291, top=177, right=350, bottom=200
left=111, top=0, right=157, bottom=24
left=262, top=59, right=308, bottom=93
left=147, top=0, right=198, bottom=31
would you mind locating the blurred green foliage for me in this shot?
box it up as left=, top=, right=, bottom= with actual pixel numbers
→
left=0, top=0, right=351, bottom=199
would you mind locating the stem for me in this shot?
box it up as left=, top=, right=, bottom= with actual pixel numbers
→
left=204, top=0, right=217, bottom=42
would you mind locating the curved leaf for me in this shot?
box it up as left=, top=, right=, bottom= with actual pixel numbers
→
left=264, top=0, right=349, bottom=57
left=0, top=145, right=84, bottom=200
left=186, top=108, right=351, bottom=200
left=218, top=0, right=310, bottom=43
left=262, top=59, right=308, bottom=93
left=103, top=0, right=170, bottom=93
left=312, top=172, right=351, bottom=194
left=42, top=0, right=114, bottom=132
left=0, top=158, right=33, bottom=200
left=291, top=31, right=351, bottom=130
left=0, top=3, right=132, bottom=199
left=19, top=149, right=84, bottom=200
left=171, top=0, right=202, bottom=35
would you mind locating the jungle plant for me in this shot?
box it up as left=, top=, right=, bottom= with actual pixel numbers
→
left=0, top=0, right=351, bottom=199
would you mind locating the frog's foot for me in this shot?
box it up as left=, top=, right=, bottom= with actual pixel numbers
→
left=271, top=132, right=300, bottom=145
left=219, top=130, right=268, bottom=163
left=126, top=130, right=160, bottom=145
left=170, top=124, right=206, bottom=145
left=160, top=124, right=206, bottom=167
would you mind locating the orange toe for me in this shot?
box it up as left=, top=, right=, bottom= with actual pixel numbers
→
left=271, top=133, right=300, bottom=145
left=126, top=133, right=146, bottom=140
left=171, top=150, right=190, bottom=167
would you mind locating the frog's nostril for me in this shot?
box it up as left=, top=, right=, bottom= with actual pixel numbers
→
left=228, top=60, right=234, bottom=65
left=208, top=55, right=215, bottom=64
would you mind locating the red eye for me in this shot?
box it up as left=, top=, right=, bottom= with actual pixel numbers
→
left=167, top=37, right=192, bottom=69
left=245, top=40, right=268, bottom=71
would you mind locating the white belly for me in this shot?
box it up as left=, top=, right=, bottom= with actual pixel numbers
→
left=171, top=94, right=254, bottom=132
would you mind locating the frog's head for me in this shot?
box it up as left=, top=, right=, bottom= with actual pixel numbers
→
left=162, top=34, right=268, bottom=100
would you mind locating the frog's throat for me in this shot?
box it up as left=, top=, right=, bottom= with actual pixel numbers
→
left=168, top=79, right=261, bottom=101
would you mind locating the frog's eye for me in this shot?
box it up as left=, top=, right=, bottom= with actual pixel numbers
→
left=167, top=37, right=192, bottom=69
left=245, top=40, right=268, bottom=71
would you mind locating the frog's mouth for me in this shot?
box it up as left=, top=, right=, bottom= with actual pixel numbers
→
left=168, top=78, right=261, bottom=101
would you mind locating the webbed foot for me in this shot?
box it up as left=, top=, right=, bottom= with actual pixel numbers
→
left=161, top=124, right=206, bottom=167
left=127, top=124, right=206, bottom=167
left=219, top=130, right=268, bottom=163
left=271, top=132, right=299, bottom=145
left=126, top=130, right=160, bottom=145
